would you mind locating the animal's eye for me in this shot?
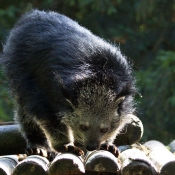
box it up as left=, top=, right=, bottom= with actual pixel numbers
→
left=80, top=125, right=88, bottom=131
left=100, top=128, right=108, bottom=133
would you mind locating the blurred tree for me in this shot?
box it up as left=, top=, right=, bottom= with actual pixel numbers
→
left=0, top=0, right=175, bottom=144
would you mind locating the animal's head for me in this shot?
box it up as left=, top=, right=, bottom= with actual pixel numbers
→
left=61, top=84, right=126, bottom=151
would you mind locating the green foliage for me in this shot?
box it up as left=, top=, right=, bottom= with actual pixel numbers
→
left=65, top=0, right=119, bottom=15
left=137, top=50, right=175, bottom=143
left=0, top=0, right=175, bottom=144
left=0, top=71, right=13, bottom=121
left=135, top=0, right=155, bottom=21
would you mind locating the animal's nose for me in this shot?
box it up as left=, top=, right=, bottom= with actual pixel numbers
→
left=86, top=144, right=98, bottom=151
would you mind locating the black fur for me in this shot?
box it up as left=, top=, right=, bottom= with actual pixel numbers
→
left=1, top=10, right=136, bottom=156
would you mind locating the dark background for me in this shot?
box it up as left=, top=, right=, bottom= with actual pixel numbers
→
left=0, top=0, right=175, bottom=145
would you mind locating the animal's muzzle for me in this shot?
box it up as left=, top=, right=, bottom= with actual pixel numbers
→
left=86, top=143, right=98, bottom=151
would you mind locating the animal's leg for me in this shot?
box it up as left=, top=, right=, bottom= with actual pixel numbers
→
left=15, top=108, right=55, bottom=161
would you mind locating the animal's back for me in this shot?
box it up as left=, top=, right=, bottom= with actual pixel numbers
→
left=2, top=10, right=94, bottom=116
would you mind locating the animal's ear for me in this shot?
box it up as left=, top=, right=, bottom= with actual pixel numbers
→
left=115, top=96, right=125, bottom=105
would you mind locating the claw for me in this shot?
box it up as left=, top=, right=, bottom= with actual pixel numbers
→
left=25, top=147, right=56, bottom=162
left=100, top=144, right=120, bottom=157
left=64, top=145, right=84, bottom=156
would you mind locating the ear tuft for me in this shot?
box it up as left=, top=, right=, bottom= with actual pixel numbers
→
left=116, top=96, right=125, bottom=105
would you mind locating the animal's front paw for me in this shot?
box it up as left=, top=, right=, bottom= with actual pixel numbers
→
left=64, top=144, right=84, bottom=156
left=25, top=147, right=56, bottom=162
left=100, top=143, right=120, bottom=157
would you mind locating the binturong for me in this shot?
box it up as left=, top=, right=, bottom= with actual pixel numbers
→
left=1, top=10, right=137, bottom=160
